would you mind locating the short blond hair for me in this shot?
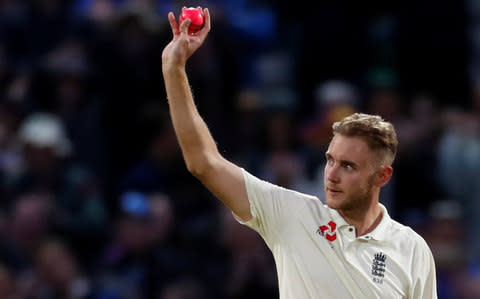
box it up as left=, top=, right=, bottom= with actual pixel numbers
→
left=332, top=113, right=398, bottom=165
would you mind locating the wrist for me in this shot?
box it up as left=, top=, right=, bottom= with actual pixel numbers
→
left=162, top=61, right=186, bottom=74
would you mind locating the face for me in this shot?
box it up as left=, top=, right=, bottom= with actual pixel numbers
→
left=324, top=135, right=379, bottom=211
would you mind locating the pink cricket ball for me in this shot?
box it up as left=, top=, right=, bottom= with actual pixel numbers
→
left=179, top=7, right=205, bottom=34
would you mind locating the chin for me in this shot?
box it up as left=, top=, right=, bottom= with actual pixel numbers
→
left=325, top=196, right=343, bottom=209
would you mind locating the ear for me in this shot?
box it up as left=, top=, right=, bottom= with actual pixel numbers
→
left=374, top=165, right=393, bottom=187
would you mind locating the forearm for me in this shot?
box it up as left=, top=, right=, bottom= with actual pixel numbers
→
left=163, top=65, right=221, bottom=175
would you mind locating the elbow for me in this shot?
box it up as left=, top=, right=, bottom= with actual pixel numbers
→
left=185, top=153, right=219, bottom=178
left=186, top=162, right=204, bottom=177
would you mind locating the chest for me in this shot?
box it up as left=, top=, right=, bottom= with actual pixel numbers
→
left=286, top=216, right=411, bottom=298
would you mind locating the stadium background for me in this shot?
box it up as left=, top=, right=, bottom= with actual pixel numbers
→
left=0, top=0, right=478, bottom=298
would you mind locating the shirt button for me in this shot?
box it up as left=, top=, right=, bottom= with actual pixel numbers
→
left=349, top=227, right=354, bottom=232
left=365, top=236, right=370, bottom=239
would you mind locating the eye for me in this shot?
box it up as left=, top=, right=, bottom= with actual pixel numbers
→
left=340, top=162, right=355, bottom=171
left=326, top=157, right=334, bottom=165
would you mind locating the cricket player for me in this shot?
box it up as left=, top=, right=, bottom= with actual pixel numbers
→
left=161, top=7, right=437, bottom=299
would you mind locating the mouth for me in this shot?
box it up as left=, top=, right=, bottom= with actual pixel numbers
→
left=326, top=187, right=343, bottom=194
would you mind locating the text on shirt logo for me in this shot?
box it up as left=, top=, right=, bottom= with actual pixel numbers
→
left=372, top=252, right=387, bottom=284
left=317, top=221, right=337, bottom=242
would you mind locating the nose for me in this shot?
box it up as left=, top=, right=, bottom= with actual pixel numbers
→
left=325, top=163, right=340, bottom=184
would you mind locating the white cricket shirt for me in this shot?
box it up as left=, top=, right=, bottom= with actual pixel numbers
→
left=236, top=169, right=437, bottom=299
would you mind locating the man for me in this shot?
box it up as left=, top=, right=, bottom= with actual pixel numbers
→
left=162, top=7, right=437, bottom=298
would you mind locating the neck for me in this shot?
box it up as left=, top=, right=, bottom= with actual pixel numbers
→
left=338, top=200, right=383, bottom=237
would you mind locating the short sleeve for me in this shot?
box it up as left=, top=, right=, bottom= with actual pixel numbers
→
left=410, top=236, right=438, bottom=299
left=235, top=169, right=319, bottom=245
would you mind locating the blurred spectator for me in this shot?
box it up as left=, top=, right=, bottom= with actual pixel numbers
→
left=15, top=112, right=72, bottom=194
left=437, top=108, right=480, bottom=261
left=120, top=104, right=180, bottom=195
left=74, top=0, right=117, bottom=25
left=220, top=0, right=277, bottom=88
left=42, top=37, right=107, bottom=176
left=0, top=264, right=15, bottom=298
left=0, top=102, right=24, bottom=198
left=158, top=277, right=206, bottom=299
left=216, top=205, right=277, bottom=299
left=236, top=51, right=297, bottom=111
left=0, top=193, right=52, bottom=270
left=118, top=103, right=211, bottom=227
left=365, top=67, right=402, bottom=123
left=96, top=191, right=157, bottom=298
left=388, top=93, right=443, bottom=220
left=149, top=192, right=174, bottom=244
left=5, top=68, right=32, bottom=104
left=423, top=200, right=472, bottom=299
left=258, top=111, right=308, bottom=191
left=301, top=79, right=358, bottom=150
left=458, top=263, right=480, bottom=299
left=96, top=191, right=186, bottom=299
left=33, top=239, right=97, bottom=299
left=9, top=113, right=108, bottom=267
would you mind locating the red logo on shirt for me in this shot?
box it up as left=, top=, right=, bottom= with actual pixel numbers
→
left=319, top=221, right=337, bottom=242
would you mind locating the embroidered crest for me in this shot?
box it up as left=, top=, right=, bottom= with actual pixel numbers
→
left=371, top=252, right=387, bottom=284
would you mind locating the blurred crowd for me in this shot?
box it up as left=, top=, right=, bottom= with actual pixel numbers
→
left=0, top=0, right=479, bottom=298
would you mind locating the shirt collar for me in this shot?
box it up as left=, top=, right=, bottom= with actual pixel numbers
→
left=327, top=203, right=391, bottom=241
left=328, top=206, right=350, bottom=228
left=368, top=204, right=391, bottom=241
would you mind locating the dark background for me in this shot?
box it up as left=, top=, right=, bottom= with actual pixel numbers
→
left=0, top=0, right=478, bottom=298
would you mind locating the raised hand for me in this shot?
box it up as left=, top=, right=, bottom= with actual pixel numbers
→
left=162, top=7, right=211, bottom=70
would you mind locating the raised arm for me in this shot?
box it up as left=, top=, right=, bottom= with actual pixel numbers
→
left=161, top=7, right=251, bottom=221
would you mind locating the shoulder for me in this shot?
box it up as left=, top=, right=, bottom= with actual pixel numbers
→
left=387, top=219, right=432, bottom=252
left=242, top=168, right=322, bottom=203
